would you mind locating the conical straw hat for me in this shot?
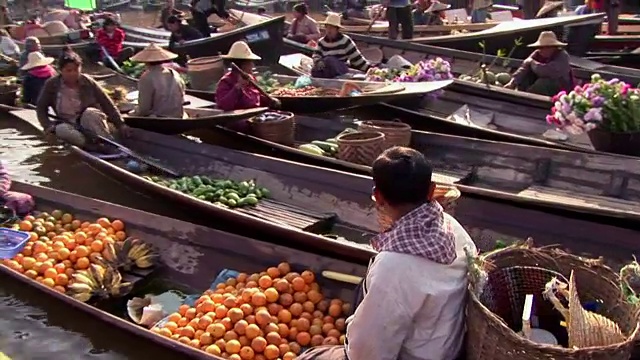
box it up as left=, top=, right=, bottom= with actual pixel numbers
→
left=220, top=41, right=261, bottom=60
left=425, top=1, right=452, bottom=13
left=321, top=13, right=343, bottom=28
left=528, top=31, right=567, bottom=48
left=130, top=43, right=178, bottom=63
left=536, top=1, right=564, bottom=18
left=21, top=52, right=54, bottom=70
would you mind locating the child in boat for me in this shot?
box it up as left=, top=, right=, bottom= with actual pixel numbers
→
left=215, top=41, right=279, bottom=131
left=297, top=147, right=477, bottom=360
left=504, top=31, right=574, bottom=96
left=0, top=161, right=34, bottom=215
left=21, top=52, right=56, bottom=106
left=311, top=14, right=371, bottom=79
left=131, top=43, right=186, bottom=119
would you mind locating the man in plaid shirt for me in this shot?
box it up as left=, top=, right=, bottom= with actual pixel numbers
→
left=298, top=147, right=477, bottom=360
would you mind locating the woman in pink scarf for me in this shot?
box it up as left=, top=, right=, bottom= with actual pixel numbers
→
left=21, top=52, right=56, bottom=105
left=0, top=162, right=34, bottom=215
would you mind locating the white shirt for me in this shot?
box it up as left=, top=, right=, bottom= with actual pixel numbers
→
left=345, top=214, right=477, bottom=360
left=0, top=36, right=19, bottom=57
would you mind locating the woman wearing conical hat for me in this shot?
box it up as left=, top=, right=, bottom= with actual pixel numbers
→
left=215, top=41, right=279, bottom=118
left=504, top=31, right=573, bottom=96
left=130, top=43, right=186, bottom=119
left=414, top=0, right=451, bottom=26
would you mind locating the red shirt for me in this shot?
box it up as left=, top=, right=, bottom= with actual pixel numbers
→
left=96, top=28, right=125, bottom=57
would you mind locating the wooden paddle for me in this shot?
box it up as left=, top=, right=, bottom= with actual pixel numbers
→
left=230, top=62, right=277, bottom=103
left=0, top=53, right=18, bottom=65
left=366, top=6, right=385, bottom=34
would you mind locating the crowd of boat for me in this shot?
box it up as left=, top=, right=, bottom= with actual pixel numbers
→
left=1, top=1, right=640, bottom=359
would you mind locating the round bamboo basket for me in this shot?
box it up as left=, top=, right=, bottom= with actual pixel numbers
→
left=250, top=111, right=295, bottom=146
left=467, top=244, right=639, bottom=360
left=187, top=56, right=224, bottom=91
left=0, top=83, right=19, bottom=106
left=358, top=120, right=412, bottom=149
left=337, top=131, right=385, bottom=166
left=374, top=184, right=460, bottom=232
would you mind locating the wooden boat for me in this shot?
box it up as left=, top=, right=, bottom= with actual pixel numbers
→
left=102, top=0, right=132, bottom=11
left=409, top=13, right=605, bottom=59
left=187, top=74, right=452, bottom=113
left=0, top=181, right=370, bottom=360
left=121, top=15, right=286, bottom=65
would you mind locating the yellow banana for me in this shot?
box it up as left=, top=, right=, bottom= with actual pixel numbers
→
left=72, top=292, right=93, bottom=302
left=67, top=283, right=93, bottom=293
left=72, top=272, right=95, bottom=286
left=135, top=254, right=158, bottom=268
left=102, top=242, right=117, bottom=262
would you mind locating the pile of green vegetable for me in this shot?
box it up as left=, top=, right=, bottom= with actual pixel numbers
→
left=143, top=175, right=270, bottom=208
left=297, top=128, right=358, bottom=157
left=121, top=60, right=147, bottom=78
left=256, top=71, right=281, bottom=93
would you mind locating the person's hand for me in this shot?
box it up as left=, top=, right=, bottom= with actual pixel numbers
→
left=235, top=75, right=248, bottom=88
left=504, top=80, right=516, bottom=90
left=118, top=124, right=132, bottom=138
left=270, top=97, right=281, bottom=109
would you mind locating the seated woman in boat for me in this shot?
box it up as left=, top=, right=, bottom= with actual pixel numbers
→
left=166, top=15, right=204, bottom=65
left=160, top=0, right=185, bottom=30
left=414, top=0, right=450, bottom=26
left=311, top=14, right=372, bottom=79
left=287, top=4, right=321, bottom=44
left=0, top=29, right=19, bottom=59
left=131, top=43, right=186, bottom=119
left=215, top=41, right=279, bottom=129
left=0, top=161, right=34, bottom=215
left=36, top=49, right=131, bottom=151
left=19, top=37, right=41, bottom=74
left=21, top=52, right=56, bottom=106
left=95, top=17, right=134, bottom=65
left=504, top=31, right=573, bottom=96
left=297, top=146, right=477, bottom=360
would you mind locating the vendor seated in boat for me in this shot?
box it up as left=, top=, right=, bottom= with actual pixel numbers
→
left=96, top=17, right=135, bottom=65
left=297, top=146, right=477, bottom=360
left=504, top=31, right=573, bottom=96
left=215, top=41, right=279, bottom=128
left=36, top=49, right=132, bottom=152
left=287, top=4, right=321, bottom=44
left=130, top=43, right=186, bottom=119
left=414, top=0, right=450, bottom=25
left=311, top=13, right=372, bottom=79
left=0, top=161, right=34, bottom=215
left=166, top=15, right=204, bottom=65
left=19, top=37, right=41, bottom=75
left=160, top=0, right=185, bottom=31
left=21, top=52, right=56, bottom=106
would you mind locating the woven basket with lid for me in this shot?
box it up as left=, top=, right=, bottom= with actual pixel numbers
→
left=250, top=111, right=295, bottom=146
left=337, top=131, right=385, bottom=166
left=358, top=120, right=412, bottom=149
left=467, top=244, right=640, bottom=360
left=187, top=56, right=224, bottom=91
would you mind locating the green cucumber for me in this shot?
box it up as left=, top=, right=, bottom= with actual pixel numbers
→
left=311, top=141, right=339, bottom=153
left=298, top=144, right=325, bottom=156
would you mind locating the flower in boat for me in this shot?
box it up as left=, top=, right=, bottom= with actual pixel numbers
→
left=365, top=58, right=453, bottom=99
left=547, top=74, right=640, bottom=134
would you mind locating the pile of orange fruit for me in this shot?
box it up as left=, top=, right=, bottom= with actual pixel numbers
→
left=1, top=210, right=127, bottom=293
left=153, top=263, right=350, bottom=360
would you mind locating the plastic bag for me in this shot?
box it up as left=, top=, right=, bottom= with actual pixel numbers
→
left=294, top=75, right=312, bottom=89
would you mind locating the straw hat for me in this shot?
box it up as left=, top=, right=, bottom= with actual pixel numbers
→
left=425, top=1, right=452, bottom=13
left=220, top=41, right=261, bottom=60
left=321, top=13, right=343, bottom=28
left=130, top=43, right=178, bottom=63
left=21, top=52, right=54, bottom=70
left=535, top=1, right=564, bottom=18
left=527, top=31, right=567, bottom=48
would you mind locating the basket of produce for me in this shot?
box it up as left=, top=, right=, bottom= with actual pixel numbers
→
left=357, top=120, right=412, bottom=149
left=249, top=111, right=295, bottom=146
left=374, top=184, right=460, bottom=232
left=466, top=243, right=640, bottom=360
left=0, top=78, right=19, bottom=106
left=337, top=131, right=385, bottom=166
left=187, top=56, right=224, bottom=91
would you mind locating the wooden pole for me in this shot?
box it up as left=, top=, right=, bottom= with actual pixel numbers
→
left=606, top=0, right=619, bottom=35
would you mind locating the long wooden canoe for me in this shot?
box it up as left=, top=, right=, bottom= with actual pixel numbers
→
left=0, top=182, right=368, bottom=360
left=7, top=109, right=637, bottom=264
left=122, top=15, right=286, bottom=65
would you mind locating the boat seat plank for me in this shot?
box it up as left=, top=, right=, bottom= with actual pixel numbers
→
left=236, top=200, right=337, bottom=232
left=518, top=185, right=638, bottom=213
left=432, top=169, right=470, bottom=185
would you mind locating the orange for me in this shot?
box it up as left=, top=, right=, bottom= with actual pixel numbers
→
left=224, top=330, right=239, bottom=342
left=180, top=325, right=195, bottom=338
left=60, top=213, right=73, bottom=224
left=55, top=273, right=69, bottom=286
left=277, top=309, right=292, bottom=324
left=295, top=331, right=311, bottom=346
left=157, top=328, right=172, bottom=337
left=250, top=336, right=267, bottom=353
left=115, top=231, right=126, bottom=241
left=197, top=315, right=213, bottom=330
left=227, top=308, right=244, bottom=323
left=263, top=288, right=278, bottom=303
left=266, top=267, right=280, bottom=279
left=239, top=346, right=254, bottom=360
left=255, top=309, right=271, bottom=327
left=265, top=332, right=281, bottom=345
left=111, top=219, right=125, bottom=231
left=71, top=219, right=81, bottom=230
left=28, top=232, right=38, bottom=242
left=328, top=304, right=342, bottom=318
left=41, top=278, right=55, bottom=288
left=164, top=321, right=178, bottom=333
left=53, top=263, right=66, bottom=274
left=53, top=285, right=66, bottom=293
left=274, top=279, right=290, bottom=293
left=206, top=323, right=226, bottom=339
left=204, top=344, right=222, bottom=356
left=200, top=332, right=214, bottom=346
left=75, top=245, right=89, bottom=258
left=178, top=304, right=190, bottom=316
left=24, top=269, right=38, bottom=279
left=185, top=307, right=197, bottom=320
left=244, top=324, right=260, bottom=340
left=21, top=257, right=36, bottom=270
left=68, top=250, right=78, bottom=263
left=263, top=344, right=280, bottom=360
left=74, top=232, right=87, bottom=245
left=214, top=305, right=228, bottom=319
left=90, top=240, right=104, bottom=253
left=223, top=296, right=238, bottom=309
left=251, top=292, right=267, bottom=307
left=258, top=275, right=272, bottom=289
left=301, top=270, right=315, bottom=284
left=291, top=277, right=306, bottom=292
left=57, top=248, right=70, bottom=261
left=18, top=220, right=33, bottom=231
left=282, top=352, right=296, bottom=360
left=75, top=257, right=90, bottom=270
left=167, top=312, right=181, bottom=323
left=32, top=241, right=48, bottom=254
left=96, top=217, right=111, bottom=229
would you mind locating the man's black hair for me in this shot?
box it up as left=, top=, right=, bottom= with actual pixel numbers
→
left=372, top=147, right=433, bottom=206
left=167, top=15, right=181, bottom=24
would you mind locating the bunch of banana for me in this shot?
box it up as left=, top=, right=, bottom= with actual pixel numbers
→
left=98, top=237, right=158, bottom=272
left=66, top=264, right=133, bottom=303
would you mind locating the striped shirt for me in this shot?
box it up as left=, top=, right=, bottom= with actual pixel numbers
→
left=313, top=33, right=371, bottom=72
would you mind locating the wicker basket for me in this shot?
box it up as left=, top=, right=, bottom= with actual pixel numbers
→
left=375, top=184, right=460, bottom=232
left=250, top=111, right=295, bottom=146
left=357, top=120, right=412, bottom=149
left=187, top=56, right=224, bottom=91
left=467, top=244, right=640, bottom=360
left=0, top=83, right=19, bottom=106
left=337, top=131, right=385, bottom=166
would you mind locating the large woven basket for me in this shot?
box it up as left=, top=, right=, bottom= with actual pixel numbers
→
left=337, top=131, right=385, bottom=166
left=467, top=244, right=640, bottom=360
left=0, top=83, right=18, bottom=106
left=375, top=184, right=460, bottom=232
left=357, top=120, right=412, bottom=149
left=250, top=111, right=295, bottom=146
left=187, top=56, right=224, bottom=91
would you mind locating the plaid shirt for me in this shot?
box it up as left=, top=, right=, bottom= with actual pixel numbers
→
left=371, top=201, right=457, bottom=265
